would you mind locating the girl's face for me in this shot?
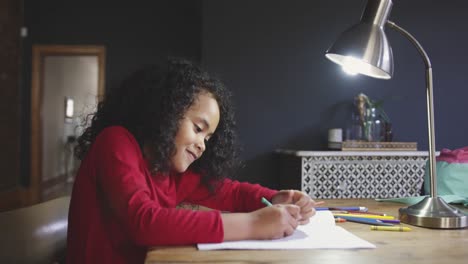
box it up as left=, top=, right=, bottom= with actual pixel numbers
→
left=170, top=91, right=220, bottom=173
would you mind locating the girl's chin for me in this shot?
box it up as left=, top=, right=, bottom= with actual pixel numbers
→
left=175, top=168, right=189, bottom=173
left=169, top=155, right=192, bottom=173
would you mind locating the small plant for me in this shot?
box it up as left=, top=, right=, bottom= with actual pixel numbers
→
left=355, top=93, right=390, bottom=124
left=354, top=93, right=391, bottom=141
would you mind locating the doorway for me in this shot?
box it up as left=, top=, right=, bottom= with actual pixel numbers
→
left=30, top=45, right=106, bottom=203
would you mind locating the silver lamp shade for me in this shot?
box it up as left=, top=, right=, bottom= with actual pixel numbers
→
left=325, top=22, right=393, bottom=79
left=326, top=0, right=394, bottom=79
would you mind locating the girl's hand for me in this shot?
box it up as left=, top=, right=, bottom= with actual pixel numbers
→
left=271, top=190, right=322, bottom=225
left=248, top=204, right=301, bottom=240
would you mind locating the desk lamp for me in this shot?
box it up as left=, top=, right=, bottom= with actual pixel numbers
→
left=325, top=0, right=467, bottom=228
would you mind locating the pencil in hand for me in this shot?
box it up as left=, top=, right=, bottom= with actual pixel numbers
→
left=261, top=197, right=273, bottom=207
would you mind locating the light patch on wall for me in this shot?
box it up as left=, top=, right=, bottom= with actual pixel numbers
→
left=65, top=97, right=74, bottom=119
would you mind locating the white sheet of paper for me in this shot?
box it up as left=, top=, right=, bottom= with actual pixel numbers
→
left=198, top=211, right=376, bottom=250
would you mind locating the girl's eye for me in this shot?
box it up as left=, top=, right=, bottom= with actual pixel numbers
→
left=194, top=124, right=202, bottom=133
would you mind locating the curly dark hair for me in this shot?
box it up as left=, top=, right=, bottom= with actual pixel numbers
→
left=75, top=58, right=241, bottom=189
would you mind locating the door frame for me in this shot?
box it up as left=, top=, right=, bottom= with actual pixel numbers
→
left=29, top=45, right=106, bottom=204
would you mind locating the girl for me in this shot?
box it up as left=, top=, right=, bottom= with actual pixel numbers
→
left=67, top=58, right=318, bottom=263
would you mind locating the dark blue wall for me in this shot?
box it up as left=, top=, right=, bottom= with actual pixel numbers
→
left=202, top=0, right=468, bottom=188
left=20, top=0, right=468, bottom=190
left=21, top=0, right=202, bottom=183
left=24, top=0, right=202, bottom=91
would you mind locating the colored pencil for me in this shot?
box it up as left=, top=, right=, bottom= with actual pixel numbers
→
left=333, top=213, right=395, bottom=220
left=316, top=206, right=368, bottom=212
left=336, top=216, right=394, bottom=226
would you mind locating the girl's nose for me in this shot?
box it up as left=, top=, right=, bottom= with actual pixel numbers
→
left=195, top=137, right=206, bottom=152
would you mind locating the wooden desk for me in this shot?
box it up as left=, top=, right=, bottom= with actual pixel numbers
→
left=145, top=199, right=468, bottom=264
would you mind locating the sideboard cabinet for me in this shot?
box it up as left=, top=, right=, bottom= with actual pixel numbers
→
left=276, top=150, right=433, bottom=199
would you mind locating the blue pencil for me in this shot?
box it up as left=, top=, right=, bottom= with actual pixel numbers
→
left=335, top=215, right=394, bottom=226
left=379, top=219, right=401, bottom=224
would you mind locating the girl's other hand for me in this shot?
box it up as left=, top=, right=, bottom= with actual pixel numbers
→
left=249, top=204, right=300, bottom=240
left=271, top=190, right=323, bottom=225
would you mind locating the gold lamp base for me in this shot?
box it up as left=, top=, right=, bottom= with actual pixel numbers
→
left=399, top=196, right=468, bottom=229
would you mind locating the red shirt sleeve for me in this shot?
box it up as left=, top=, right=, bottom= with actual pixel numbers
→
left=184, top=177, right=278, bottom=212
left=93, top=127, right=224, bottom=246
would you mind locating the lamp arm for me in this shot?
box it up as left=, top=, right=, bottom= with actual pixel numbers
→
left=387, top=20, right=437, bottom=197
left=386, top=21, right=431, bottom=68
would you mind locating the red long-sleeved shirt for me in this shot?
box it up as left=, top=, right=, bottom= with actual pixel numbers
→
left=66, top=126, right=277, bottom=263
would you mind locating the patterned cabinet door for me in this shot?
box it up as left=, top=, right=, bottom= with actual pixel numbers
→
left=301, top=154, right=428, bottom=199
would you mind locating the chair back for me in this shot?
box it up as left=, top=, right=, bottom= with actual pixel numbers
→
left=0, top=196, right=70, bottom=264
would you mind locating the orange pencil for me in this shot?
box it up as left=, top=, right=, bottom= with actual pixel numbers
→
left=335, top=217, right=347, bottom=223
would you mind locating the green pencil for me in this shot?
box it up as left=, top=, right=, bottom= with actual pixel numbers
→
left=261, top=197, right=273, bottom=207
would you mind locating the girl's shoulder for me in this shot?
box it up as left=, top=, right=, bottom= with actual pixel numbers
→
left=93, top=126, right=140, bottom=152
left=97, top=126, right=134, bottom=140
